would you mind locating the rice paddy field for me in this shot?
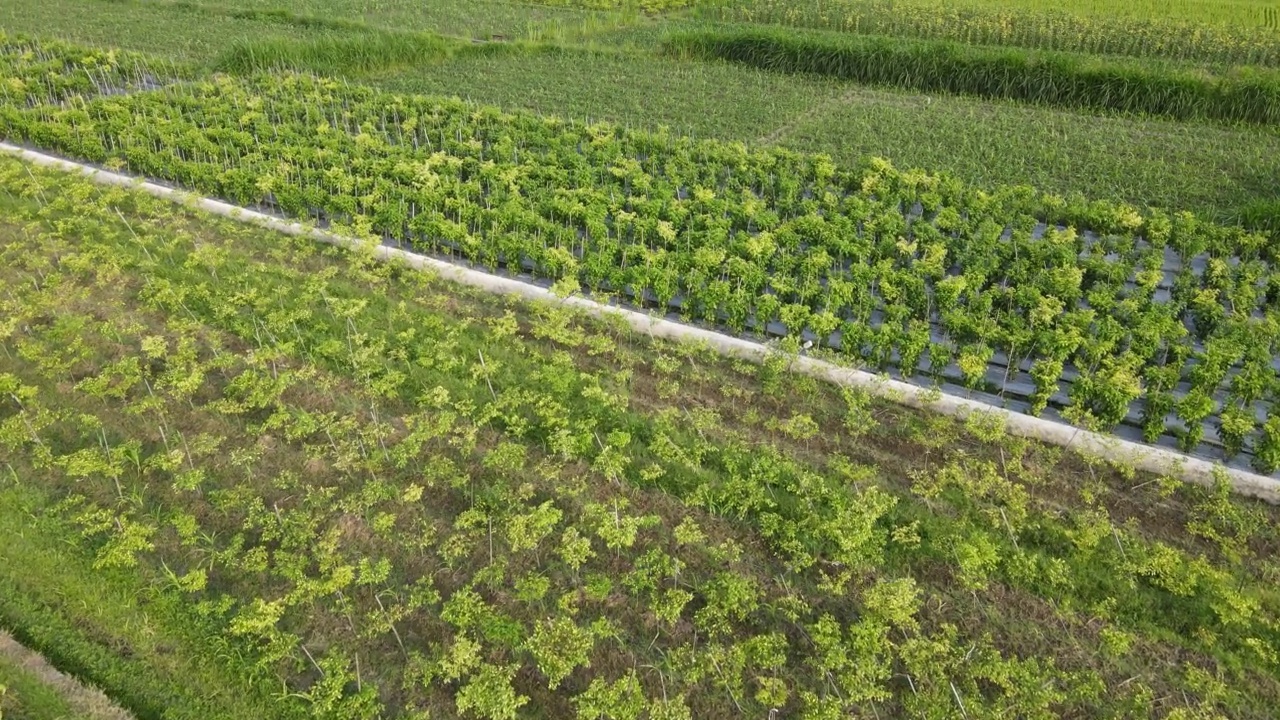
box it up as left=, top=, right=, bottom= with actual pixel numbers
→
left=2, top=0, right=1280, bottom=719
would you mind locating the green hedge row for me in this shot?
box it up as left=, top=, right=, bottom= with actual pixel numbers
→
left=667, top=26, right=1280, bottom=125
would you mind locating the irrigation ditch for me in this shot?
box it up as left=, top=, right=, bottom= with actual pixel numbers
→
left=4, top=142, right=1279, bottom=504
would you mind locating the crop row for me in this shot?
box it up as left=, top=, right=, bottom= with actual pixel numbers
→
left=666, top=26, right=1280, bottom=126
left=3, top=41, right=1280, bottom=471
left=694, top=0, right=1280, bottom=67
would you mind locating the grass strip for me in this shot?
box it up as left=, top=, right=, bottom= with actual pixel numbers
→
left=693, top=0, right=1280, bottom=67
left=211, top=31, right=492, bottom=76
left=667, top=25, right=1280, bottom=125
left=0, top=631, right=132, bottom=720
left=0, top=652, right=81, bottom=720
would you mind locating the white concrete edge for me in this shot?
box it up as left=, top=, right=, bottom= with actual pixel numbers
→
left=6, top=141, right=1279, bottom=505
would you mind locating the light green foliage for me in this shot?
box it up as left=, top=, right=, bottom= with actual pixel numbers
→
left=808, top=613, right=893, bottom=705
left=672, top=516, right=705, bottom=546
left=822, top=485, right=897, bottom=583
left=694, top=571, right=761, bottom=636
left=754, top=675, right=788, bottom=708
left=439, top=635, right=483, bottom=682
left=74, top=509, right=156, bottom=570
left=1187, top=473, right=1265, bottom=563
left=305, top=651, right=382, bottom=720
left=647, top=694, right=693, bottom=720
left=1254, top=416, right=1280, bottom=473
left=506, top=500, right=563, bottom=554
left=584, top=500, right=658, bottom=552
left=954, top=531, right=1002, bottom=590
left=861, top=576, right=922, bottom=631
left=574, top=670, right=645, bottom=720
left=558, top=526, right=596, bottom=572
left=525, top=617, right=595, bottom=688
left=914, top=458, right=1030, bottom=530
left=1098, top=627, right=1133, bottom=658
left=1129, top=541, right=1205, bottom=597
left=4, top=58, right=1273, bottom=460
left=455, top=663, right=528, bottom=720
left=514, top=573, right=551, bottom=603
left=651, top=588, right=693, bottom=627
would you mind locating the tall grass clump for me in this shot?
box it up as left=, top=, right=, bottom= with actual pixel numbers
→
left=695, top=0, right=1280, bottom=67
left=529, top=0, right=692, bottom=12
left=1238, top=199, right=1280, bottom=239
left=212, top=31, right=477, bottom=76
left=668, top=27, right=1280, bottom=125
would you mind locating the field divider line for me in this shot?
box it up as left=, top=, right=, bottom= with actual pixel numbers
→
left=5, top=141, right=1279, bottom=505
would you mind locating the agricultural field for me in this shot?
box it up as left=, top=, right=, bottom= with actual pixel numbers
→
left=4, top=0, right=1280, bottom=226
left=2, top=0, right=1280, bottom=718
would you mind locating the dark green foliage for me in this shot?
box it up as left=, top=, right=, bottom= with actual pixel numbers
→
left=667, top=26, right=1280, bottom=125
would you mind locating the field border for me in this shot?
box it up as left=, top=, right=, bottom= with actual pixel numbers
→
left=5, top=141, right=1279, bottom=504
left=0, top=629, right=134, bottom=720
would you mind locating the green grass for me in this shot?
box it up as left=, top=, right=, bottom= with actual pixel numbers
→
left=769, top=82, right=1280, bottom=222
left=0, top=0, right=589, bottom=78
left=695, top=0, right=1280, bottom=66
left=166, top=0, right=624, bottom=38
left=0, top=0, right=650, bottom=69
left=894, top=0, right=1280, bottom=28
left=525, top=0, right=693, bottom=12
left=714, top=0, right=1280, bottom=29
left=0, top=654, right=79, bottom=720
left=0, top=0, right=353, bottom=62
left=0, top=481, right=301, bottom=720
left=373, top=46, right=850, bottom=140
left=667, top=25, right=1280, bottom=125
left=210, top=31, right=496, bottom=76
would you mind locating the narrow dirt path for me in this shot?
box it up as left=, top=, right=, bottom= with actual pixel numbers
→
left=0, top=629, right=134, bottom=720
